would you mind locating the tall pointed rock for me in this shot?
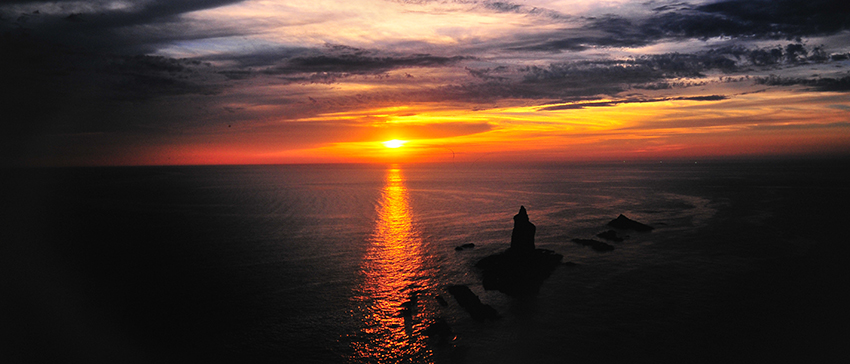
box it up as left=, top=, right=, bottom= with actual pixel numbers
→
left=510, top=205, right=536, bottom=251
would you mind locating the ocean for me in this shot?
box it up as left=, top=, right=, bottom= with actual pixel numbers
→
left=3, top=160, right=848, bottom=363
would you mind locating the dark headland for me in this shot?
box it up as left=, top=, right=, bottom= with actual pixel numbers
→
left=475, top=206, right=563, bottom=296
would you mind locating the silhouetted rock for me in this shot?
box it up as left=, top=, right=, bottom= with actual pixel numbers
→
left=510, top=206, right=536, bottom=251
left=571, top=238, right=615, bottom=252
left=435, top=295, right=448, bottom=307
left=477, top=248, right=563, bottom=295
left=447, top=285, right=500, bottom=321
left=473, top=206, right=563, bottom=295
left=608, top=214, right=654, bottom=231
left=455, top=243, right=476, bottom=251
left=399, top=299, right=416, bottom=317
left=596, top=229, right=624, bottom=242
left=424, top=318, right=454, bottom=344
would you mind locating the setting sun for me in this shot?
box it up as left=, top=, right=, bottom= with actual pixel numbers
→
left=383, top=139, right=407, bottom=148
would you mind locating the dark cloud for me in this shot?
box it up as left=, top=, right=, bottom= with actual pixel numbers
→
left=1, top=0, right=249, bottom=137
left=454, top=42, right=842, bottom=105
left=696, top=0, right=850, bottom=37
left=275, top=54, right=472, bottom=75
left=510, top=16, right=657, bottom=52
left=197, top=43, right=474, bottom=83
left=684, top=95, right=728, bottom=101
left=0, top=31, right=224, bottom=152
left=537, top=101, right=619, bottom=110
left=514, top=0, right=850, bottom=53
left=519, top=42, right=832, bottom=88
left=478, top=1, right=569, bottom=19
left=1, top=1, right=248, bottom=53
left=707, top=43, right=832, bottom=67
left=99, top=55, right=223, bottom=100
left=537, top=95, right=727, bottom=111
left=519, top=52, right=735, bottom=89
left=202, top=44, right=476, bottom=84
left=390, top=0, right=569, bottom=19
left=645, top=0, right=850, bottom=41
left=755, top=75, right=850, bottom=91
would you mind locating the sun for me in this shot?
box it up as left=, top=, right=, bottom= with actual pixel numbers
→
left=383, top=139, right=407, bottom=148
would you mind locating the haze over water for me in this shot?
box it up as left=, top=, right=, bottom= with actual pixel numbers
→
left=4, top=160, right=847, bottom=363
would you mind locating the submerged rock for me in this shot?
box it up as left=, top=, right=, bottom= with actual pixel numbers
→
left=398, top=291, right=419, bottom=317
left=571, top=238, right=615, bottom=252
left=424, top=318, right=454, bottom=344
left=435, top=295, right=448, bottom=307
left=447, top=285, right=500, bottom=321
left=455, top=243, right=476, bottom=251
left=608, top=214, right=654, bottom=232
left=596, top=229, right=624, bottom=242
left=476, top=206, right=563, bottom=296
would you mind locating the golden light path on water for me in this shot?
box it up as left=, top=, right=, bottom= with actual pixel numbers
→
left=350, top=166, right=439, bottom=363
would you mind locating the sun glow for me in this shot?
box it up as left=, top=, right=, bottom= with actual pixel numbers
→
left=383, top=139, right=407, bottom=148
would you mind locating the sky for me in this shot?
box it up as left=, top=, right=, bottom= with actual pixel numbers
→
left=2, top=0, right=850, bottom=166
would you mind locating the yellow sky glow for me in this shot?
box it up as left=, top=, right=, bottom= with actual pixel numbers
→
left=383, top=139, right=407, bottom=148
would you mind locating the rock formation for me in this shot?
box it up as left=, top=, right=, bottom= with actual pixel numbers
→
left=447, top=285, right=500, bottom=321
left=435, top=295, right=448, bottom=307
left=571, top=238, right=615, bottom=252
left=608, top=214, right=654, bottom=232
left=596, top=229, right=624, bottom=242
left=510, top=206, right=536, bottom=250
left=476, top=206, right=562, bottom=296
left=424, top=318, right=454, bottom=344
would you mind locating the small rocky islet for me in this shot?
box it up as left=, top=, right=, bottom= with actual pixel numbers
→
left=423, top=207, right=657, bottom=346
left=442, top=207, right=654, bottom=322
left=475, top=206, right=564, bottom=296
left=607, top=214, right=654, bottom=232
left=571, top=214, right=654, bottom=252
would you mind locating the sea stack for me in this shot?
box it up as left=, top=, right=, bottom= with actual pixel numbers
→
left=476, top=206, right=562, bottom=296
left=510, top=206, right=536, bottom=251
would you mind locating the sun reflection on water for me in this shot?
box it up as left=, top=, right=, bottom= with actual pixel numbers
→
left=349, top=166, right=438, bottom=363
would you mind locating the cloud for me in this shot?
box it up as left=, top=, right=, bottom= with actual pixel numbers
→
left=389, top=0, right=570, bottom=19
left=1, top=0, right=248, bottom=53
left=451, top=52, right=739, bottom=102
left=477, top=0, right=570, bottom=20
left=537, top=95, right=728, bottom=111
left=707, top=43, right=833, bottom=66
left=512, top=0, right=850, bottom=53
left=199, top=43, right=473, bottom=84
left=450, top=42, right=843, bottom=106
left=509, top=17, right=657, bottom=52
left=272, top=53, right=472, bottom=75
left=642, top=0, right=850, bottom=41
left=755, top=75, right=850, bottom=91
left=694, top=0, right=850, bottom=38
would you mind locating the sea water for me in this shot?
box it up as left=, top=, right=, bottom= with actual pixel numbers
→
left=4, top=160, right=847, bottom=363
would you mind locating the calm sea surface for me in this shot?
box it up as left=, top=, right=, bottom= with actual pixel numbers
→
left=4, top=161, right=848, bottom=363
